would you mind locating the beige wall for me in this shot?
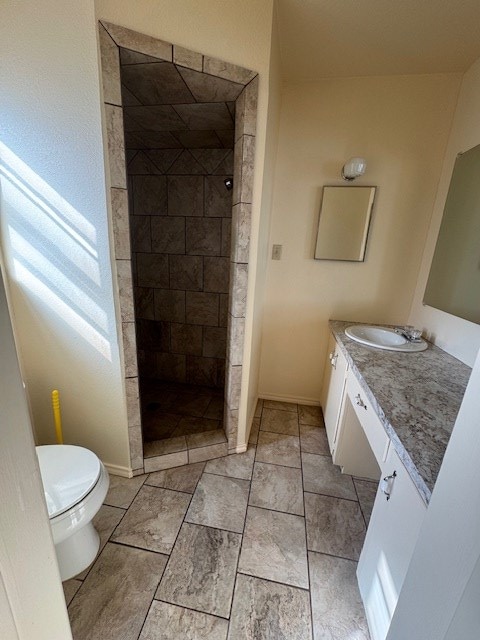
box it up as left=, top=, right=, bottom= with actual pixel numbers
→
left=409, top=57, right=480, bottom=366
left=244, top=7, right=282, bottom=432
left=259, top=74, right=460, bottom=402
left=95, top=0, right=276, bottom=445
left=0, top=0, right=130, bottom=469
left=0, top=268, right=71, bottom=639
left=0, top=0, right=277, bottom=466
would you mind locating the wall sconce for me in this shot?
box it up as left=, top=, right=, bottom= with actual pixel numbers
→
left=342, top=157, right=367, bottom=181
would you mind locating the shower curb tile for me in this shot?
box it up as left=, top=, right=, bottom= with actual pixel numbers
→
left=188, top=442, right=228, bottom=464
left=144, top=436, right=187, bottom=458
left=132, top=467, right=146, bottom=476
left=186, top=429, right=226, bottom=449
left=144, top=450, right=188, bottom=473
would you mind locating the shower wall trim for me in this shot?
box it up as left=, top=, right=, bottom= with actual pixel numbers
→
left=98, top=20, right=259, bottom=472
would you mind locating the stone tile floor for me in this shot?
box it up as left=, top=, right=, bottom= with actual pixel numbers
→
left=141, top=379, right=224, bottom=442
left=65, top=399, right=374, bottom=639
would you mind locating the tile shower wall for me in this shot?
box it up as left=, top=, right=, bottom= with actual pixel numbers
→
left=129, top=149, right=234, bottom=388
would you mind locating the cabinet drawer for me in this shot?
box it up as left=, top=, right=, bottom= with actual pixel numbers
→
left=346, top=373, right=389, bottom=465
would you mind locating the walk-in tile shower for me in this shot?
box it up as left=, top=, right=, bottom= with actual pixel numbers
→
left=98, top=21, right=258, bottom=472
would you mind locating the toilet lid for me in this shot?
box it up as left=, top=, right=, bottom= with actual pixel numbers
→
left=36, top=445, right=101, bottom=518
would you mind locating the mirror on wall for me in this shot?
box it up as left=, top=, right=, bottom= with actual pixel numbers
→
left=424, top=143, right=480, bottom=324
left=314, top=186, right=376, bottom=262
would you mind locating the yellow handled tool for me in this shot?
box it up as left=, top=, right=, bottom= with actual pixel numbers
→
left=51, top=389, right=64, bottom=444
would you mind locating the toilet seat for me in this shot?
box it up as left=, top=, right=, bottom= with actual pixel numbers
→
left=36, top=444, right=101, bottom=518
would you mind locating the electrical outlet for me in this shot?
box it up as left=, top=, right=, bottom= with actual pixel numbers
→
left=272, top=244, right=282, bottom=260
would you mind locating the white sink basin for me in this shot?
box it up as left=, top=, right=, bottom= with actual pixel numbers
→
left=345, top=325, right=428, bottom=352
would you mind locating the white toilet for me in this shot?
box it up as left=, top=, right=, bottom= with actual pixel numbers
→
left=36, top=444, right=109, bottom=581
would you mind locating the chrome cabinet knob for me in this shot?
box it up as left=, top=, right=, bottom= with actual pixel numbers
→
left=381, top=471, right=397, bottom=501
left=355, top=393, right=367, bottom=409
left=329, top=352, right=338, bottom=369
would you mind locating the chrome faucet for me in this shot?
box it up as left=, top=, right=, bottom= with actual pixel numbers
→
left=394, top=326, right=423, bottom=342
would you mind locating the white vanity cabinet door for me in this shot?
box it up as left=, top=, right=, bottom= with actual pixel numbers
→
left=333, top=392, right=381, bottom=480
left=346, top=372, right=390, bottom=466
left=357, top=445, right=427, bottom=640
left=321, top=333, right=348, bottom=454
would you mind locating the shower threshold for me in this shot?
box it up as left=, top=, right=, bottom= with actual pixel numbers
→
left=140, top=380, right=228, bottom=473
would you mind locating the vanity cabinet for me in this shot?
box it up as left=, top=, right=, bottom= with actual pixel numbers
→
left=333, top=386, right=382, bottom=480
left=337, top=372, right=390, bottom=472
left=321, top=333, right=348, bottom=455
left=357, top=445, right=427, bottom=640
left=323, top=321, right=469, bottom=640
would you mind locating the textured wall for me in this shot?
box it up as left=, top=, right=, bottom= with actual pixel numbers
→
left=0, top=0, right=130, bottom=469
left=259, top=73, right=461, bottom=402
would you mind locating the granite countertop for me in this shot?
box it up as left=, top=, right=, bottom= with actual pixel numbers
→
left=329, top=320, right=472, bottom=504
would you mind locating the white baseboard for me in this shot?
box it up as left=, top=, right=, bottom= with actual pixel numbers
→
left=259, top=392, right=320, bottom=406
left=104, top=463, right=135, bottom=478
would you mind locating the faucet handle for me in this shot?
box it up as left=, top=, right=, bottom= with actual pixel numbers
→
left=408, top=328, right=423, bottom=341
left=394, top=326, right=422, bottom=342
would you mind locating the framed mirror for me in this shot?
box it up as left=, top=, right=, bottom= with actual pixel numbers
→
left=314, top=186, right=376, bottom=262
left=424, top=143, right=480, bottom=324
